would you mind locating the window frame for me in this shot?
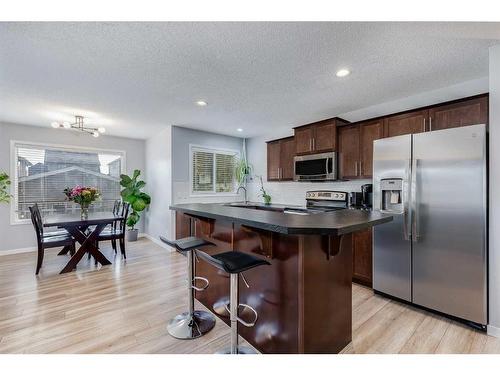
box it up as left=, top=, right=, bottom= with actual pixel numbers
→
left=10, top=140, right=126, bottom=225
left=189, top=144, right=240, bottom=197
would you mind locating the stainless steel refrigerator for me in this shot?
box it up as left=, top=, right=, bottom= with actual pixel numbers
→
left=373, top=124, right=487, bottom=327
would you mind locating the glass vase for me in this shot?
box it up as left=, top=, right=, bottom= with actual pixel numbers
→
left=80, top=205, right=89, bottom=220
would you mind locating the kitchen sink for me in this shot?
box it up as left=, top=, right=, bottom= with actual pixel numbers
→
left=223, top=202, right=284, bottom=212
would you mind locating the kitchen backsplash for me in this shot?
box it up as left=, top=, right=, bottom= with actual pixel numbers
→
left=246, top=179, right=372, bottom=206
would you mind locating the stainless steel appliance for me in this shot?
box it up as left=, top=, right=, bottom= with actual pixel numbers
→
left=361, top=183, right=373, bottom=209
left=283, top=190, right=348, bottom=215
left=293, top=152, right=337, bottom=181
left=373, top=124, right=487, bottom=327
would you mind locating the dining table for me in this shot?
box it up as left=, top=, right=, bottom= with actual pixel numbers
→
left=43, top=212, right=124, bottom=274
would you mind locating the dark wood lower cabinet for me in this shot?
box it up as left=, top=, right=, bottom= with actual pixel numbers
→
left=352, top=228, right=373, bottom=287
left=175, top=212, right=353, bottom=354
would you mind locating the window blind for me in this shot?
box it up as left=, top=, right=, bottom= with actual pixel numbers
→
left=13, top=142, right=125, bottom=221
left=191, top=146, right=238, bottom=194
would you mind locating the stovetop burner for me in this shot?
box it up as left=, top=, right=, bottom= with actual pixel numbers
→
left=305, top=190, right=349, bottom=212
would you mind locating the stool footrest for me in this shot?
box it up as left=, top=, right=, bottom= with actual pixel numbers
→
left=192, top=276, right=210, bottom=291
left=225, top=303, right=258, bottom=327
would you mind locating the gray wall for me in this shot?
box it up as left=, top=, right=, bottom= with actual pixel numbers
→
left=0, top=121, right=146, bottom=252
left=171, top=126, right=244, bottom=204
left=489, top=44, right=500, bottom=336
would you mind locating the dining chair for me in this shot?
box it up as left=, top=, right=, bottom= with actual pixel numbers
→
left=96, top=202, right=130, bottom=259
left=29, top=205, right=76, bottom=275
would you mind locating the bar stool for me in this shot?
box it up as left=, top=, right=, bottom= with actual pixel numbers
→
left=159, top=233, right=216, bottom=339
left=196, top=249, right=270, bottom=354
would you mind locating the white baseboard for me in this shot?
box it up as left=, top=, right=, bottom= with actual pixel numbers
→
left=139, top=233, right=173, bottom=251
left=0, top=233, right=171, bottom=256
left=0, top=246, right=37, bottom=256
left=487, top=324, right=500, bottom=338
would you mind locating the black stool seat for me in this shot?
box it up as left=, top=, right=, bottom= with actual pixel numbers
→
left=159, top=236, right=215, bottom=252
left=196, top=250, right=270, bottom=274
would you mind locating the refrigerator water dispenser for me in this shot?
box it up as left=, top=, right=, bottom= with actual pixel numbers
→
left=380, top=178, right=403, bottom=214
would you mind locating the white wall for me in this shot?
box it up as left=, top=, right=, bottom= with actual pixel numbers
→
left=0, top=121, right=146, bottom=253
left=489, top=45, right=500, bottom=337
left=144, top=126, right=173, bottom=246
left=246, top=77, right=489, bottom=206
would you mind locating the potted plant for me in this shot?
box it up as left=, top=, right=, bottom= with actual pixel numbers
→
left=0, top=172, right=11, bottom=204
left=235, top=138, right=252, bottom=186
left=258, top=176, right=271, bottom=205
left=120, top=169, right=151, bottom=242
left=63, top=185, right=100, bottom=219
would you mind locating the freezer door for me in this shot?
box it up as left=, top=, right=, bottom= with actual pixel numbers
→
left=412, top=124, right=487, bottom=325
left=373, top=134, right=412, bottom=301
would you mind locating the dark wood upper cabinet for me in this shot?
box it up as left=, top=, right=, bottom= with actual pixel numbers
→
left=267, top=137, right=295, bottom=181
left=338, top=120, right=383, bottom=180
left=352, top=228, right=373, bottom=287
left=314, top=121, right=337, bottom=152
left=295, top=127, right=314, bottom=154
left=280, top=137, right=295, bottom=180
left=266, top=94, right=488, bottom=183
left=384, top=109, right=428, bottom=137
left=294, top=118, right=345, bottom=155
left=267, top=140, right=281, bottom=181
left=429, top=95, right=488, bottom=131
left=359, top=120, right=384, bottom=178
left=338, top=125, right=360, bottom=179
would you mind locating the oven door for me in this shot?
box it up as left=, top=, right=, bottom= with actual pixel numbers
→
left=294, top=152, right=337, bottom=181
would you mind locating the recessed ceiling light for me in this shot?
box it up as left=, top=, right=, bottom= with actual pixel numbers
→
left=237, top=128, right=243, bottom=132
left=336, top=69, right=350, bottom=77
left=195, top=100, right=207, bottom=107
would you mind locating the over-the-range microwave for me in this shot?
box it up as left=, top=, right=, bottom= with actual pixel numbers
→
left=293, top=152, right=337, bottom=181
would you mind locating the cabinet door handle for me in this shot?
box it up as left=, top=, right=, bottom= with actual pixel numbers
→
left=309, top=138, right=313, bottom=151
left=423, top=117, right=426, bottom=131
left=359, top=161, right=363, bottom=176
left=312, top=138, right=315, bottom=151
left=429, top=117, right=432, bottom=131
left=355, top=162, right=358, bottom=176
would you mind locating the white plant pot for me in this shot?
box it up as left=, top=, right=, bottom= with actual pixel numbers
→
left=127, top=228, right=139, bottom=242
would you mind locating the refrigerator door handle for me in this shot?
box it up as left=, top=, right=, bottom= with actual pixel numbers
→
left=411, top=158, right=419, bottom=242
left=403, top=158, right=411, bottom=241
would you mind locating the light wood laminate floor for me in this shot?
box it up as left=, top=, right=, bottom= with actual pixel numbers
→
left=0, top=238, right=499, bottom=354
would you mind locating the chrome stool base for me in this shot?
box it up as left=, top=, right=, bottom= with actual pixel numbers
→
left=167, top=310, right=216, bottom=340
left=217, top=346, right=257, bottom=354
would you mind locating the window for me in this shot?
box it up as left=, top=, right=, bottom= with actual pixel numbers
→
left=11, top=141, right=125, bottom=224
left=190, top=145, right=239, bottom=195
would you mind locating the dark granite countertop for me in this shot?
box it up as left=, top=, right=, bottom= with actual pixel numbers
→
left=170, top=202, right=393, bottom=235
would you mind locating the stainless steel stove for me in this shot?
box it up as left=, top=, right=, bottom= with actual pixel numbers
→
left=283, top=190, right=349, bottom=215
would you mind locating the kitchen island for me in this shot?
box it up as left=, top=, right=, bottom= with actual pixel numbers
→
left=171, top=202, right=392, bottom=353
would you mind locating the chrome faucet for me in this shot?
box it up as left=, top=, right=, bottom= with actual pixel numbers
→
left=237, top=186, right=247, bottom=204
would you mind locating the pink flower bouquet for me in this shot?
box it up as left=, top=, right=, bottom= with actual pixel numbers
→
left=63, top=185, right=101, bottom=209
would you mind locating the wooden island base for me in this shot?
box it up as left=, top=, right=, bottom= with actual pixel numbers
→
left=176, top=212, right=353, bottom=354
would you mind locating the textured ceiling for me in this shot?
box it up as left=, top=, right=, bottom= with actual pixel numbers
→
left=0, top=22, right=499, bottom=139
